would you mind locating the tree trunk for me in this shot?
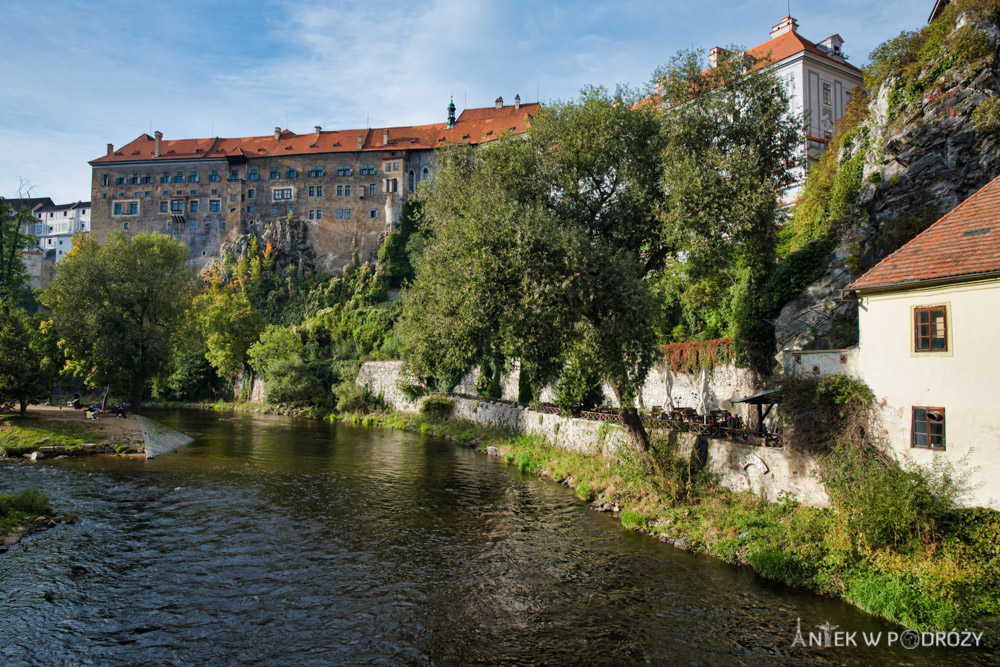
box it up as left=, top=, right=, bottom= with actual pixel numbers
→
left=607, top=377, right=652, bottom=464
left=19, top=399, right=26, bottom=417
left=131, top=377, right=144, bottom=415
left=101, top=386, right=110, bottom=411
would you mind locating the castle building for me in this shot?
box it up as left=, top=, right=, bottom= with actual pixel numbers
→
left=708, top=16, right=865, bottom=203
left=89, top=97, right=538, bottom=271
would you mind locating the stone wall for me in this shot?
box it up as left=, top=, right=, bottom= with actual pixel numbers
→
left=781, top=347, right=859, bottom=379
left=358, top=361, right=828, bottom=507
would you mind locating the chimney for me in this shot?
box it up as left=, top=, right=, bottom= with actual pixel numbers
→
left=314, top=125, right=322, bottom=136
left=383, top=129, right=389, bottom=145
left=154, top=131, right=162, bottom=157
left=274, top=127, right=281, bottom=140
left=357, top=135, right=364, bottom=150
left=709, top=46, right=731, bottom=68
left=514, top=94, right=520, bottom=110
left=770, top=15, right=798, bottom=39
left=495, top=96, right=503, bottom=109
left=107, top=143, right=114, bottom=156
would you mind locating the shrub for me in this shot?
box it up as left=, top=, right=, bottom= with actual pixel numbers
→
left=1, top=487, right=52, bottom=515
left=264, top=355, right=326, bottom=407
left=333, top=380, right=382, bottom=414
left=973, top=97, right=1000, bottom=133
left=620, top=510, right=646, bottom=531
left=420, top=396, right=454, bottom=422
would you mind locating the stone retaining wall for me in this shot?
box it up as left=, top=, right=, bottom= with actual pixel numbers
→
left=358, top=361, right=829, bottom=507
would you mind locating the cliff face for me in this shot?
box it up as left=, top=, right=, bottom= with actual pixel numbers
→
left=776, top=10, right=1000, bottom=351
left=222, top=215, right=318, bottom=278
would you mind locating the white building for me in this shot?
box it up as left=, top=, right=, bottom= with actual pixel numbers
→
left=787, top=175, right=1000, bottom=509
left=30, top=200, right=90, bottom=262
left=710, top=16, right=865, bottom=203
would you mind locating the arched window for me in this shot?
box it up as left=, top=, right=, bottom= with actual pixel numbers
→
left=408, top=170, right=415, bottom=192
left=422, top=167, right=429, bottom=181
left=392, top=178, right=398, bottom=193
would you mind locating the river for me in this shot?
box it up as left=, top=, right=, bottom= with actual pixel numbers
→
left=0, top=410, right=990, bottom=665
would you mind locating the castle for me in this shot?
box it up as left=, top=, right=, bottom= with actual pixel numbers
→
left=89, top=96, right=538, bottom=271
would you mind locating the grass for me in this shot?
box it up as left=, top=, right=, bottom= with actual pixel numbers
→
left=0, top=414, right=108, bottom=457
left=0, top=487, right=55, bottom=538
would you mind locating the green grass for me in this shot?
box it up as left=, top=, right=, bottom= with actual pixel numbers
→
left=0, top=414, right=108, bottom=456
left=0, top=487, right=55, bottom=537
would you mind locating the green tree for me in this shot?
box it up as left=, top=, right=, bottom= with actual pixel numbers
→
left=194, top=290, right=265, bottom=384
left=0, top=312, right=48, bottom=416
left=0, top=198, right=36, bottom=312
left=399, top=85, right=668, bottom=454
left=29, top=315, right=66, bottom=405
left=654, top=49, right=800, bottom=374
left=45, top=232, right=194, bottom=413
left=248, top=324, right=305, bottom=381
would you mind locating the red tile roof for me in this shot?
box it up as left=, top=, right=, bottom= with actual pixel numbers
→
left=746, top=30, right=861, bottom=75
left=91, top=103, right=541, bottom=165
left=850, top=174, right=1000, bottom=291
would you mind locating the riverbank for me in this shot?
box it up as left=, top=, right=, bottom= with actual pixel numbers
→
left=0, top=406, right=145, bottom=459
left=0, top=487, right=66, bottom=554
left=326, top=406, right=999, bottom=647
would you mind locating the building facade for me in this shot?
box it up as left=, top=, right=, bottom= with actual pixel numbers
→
left=30, top=201, right=90, bottom=262
left=844, top=174, right=1000, bottom=509
left=89, top=98, right=538, bottom=271
left=709, top=16, right=865, bottom=203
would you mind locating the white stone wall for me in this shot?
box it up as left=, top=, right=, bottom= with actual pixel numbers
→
left=781, top=347, right=859, bottom=379
left=358, top=360, right=828, bottom=507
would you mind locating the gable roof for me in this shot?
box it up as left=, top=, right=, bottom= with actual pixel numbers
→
left=90, top=102, right=541, bottom=166
left=850, top=174, right=1000, bottom=292
left=745, top=25, right=862, bottom=75
left=3, top=197, right=55, bottom=212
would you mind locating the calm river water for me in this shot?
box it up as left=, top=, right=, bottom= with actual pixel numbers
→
left=0, top=410, right=992, bottom=665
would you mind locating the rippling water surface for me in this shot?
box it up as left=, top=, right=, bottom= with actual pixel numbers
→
left=0, top=410, right=991, bottom=665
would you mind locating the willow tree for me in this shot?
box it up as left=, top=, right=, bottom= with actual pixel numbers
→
left=654, top=49, right=801, bottom=375
left=45, top=232, right=194, bottom=413
left=399, top=85, right=668, bottom=454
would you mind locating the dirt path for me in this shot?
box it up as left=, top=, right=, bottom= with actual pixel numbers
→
left=16, top=405, right=144, bottom=446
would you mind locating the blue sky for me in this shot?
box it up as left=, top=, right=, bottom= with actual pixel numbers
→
left=1, top=0, right=930, bottom=203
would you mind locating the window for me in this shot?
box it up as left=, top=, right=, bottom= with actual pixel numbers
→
left=160, top=171, right=170, bottom=184
left=114, top=203, right=123, bottom=215
left=231, top=169, right=239, bottom=180
left=129, top=202, right=138, bottom=214
left=912, top=407, right=945, bottom=449
left=422, top=167, right=429, bottom=181
left=823, top=83, right=832, bottom=107
left=270, top=168, right=279, bottom=179
left=144, top=191, right=151, bottom=197
left=101, top=174, right=110, bottom=186
left=409, top=170, right=415, bottom=192
left=175, top=171, right=186, bottom=183
left=360, top=163, right=376, bottom=175
left=316, top=209, right=322, bottom=220
left=273, top=188, right=293, bottom=200
left=116, top=173, right=126, bottom=185
left=337, top=185, right=343, bottom=197
left=286, top=167, right=298, bottom=178
left=248, top=205, right=255, bottom=213
left=189, top=170, right=198, bottom=183
left=248, top=188, right=255, bottom=199
left=209, top=169, right=221, bottom=182
left=369, top=183, right=376, bottom=196
left=167, top=220, right=173, bottom=230
left=171, top=199, right=184, bottom=212
left=914, top=306, right=947, bottom=352
left=369, top=208, right=378, bottom=218
left=309, top=209, right=316, bottom=220
left=142, top=172, right=153, bottom=184
left=391, top=178, right=398, bottom=193
left=344, top=185, right=351, bottom=196
left=190, top=221, right=196, bottom=229
left=211, top=189, right=218, bottom=195
left=190, top=200, right=198, bottom=212
left=248, top=168, right=259, bottom=181
left=162, top=189, right=169, bottom=196
left=221, top=221, right=226, bottom=229
left=336, top=209, right=343, bottom=219
left=160, top=201, right=168, bottom=213
left=308, top=165, right=325, bottom=177
left=205, top=221, right=211, bottom=230
left=123, top=222, right=129, bottom=230
left=230, top=194, right=238, bottom=202
left=384, top=162, right=391, bottom=173
left=129, top=173, right=138, bottom=185
left=190, top=189, right=196, bottom=195
left=336, top=164, right=353, bottom=176
left=210, top=200, right=221, bottom=212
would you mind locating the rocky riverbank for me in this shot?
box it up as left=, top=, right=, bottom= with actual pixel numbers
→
left=0, top=405, right=144, bottom=459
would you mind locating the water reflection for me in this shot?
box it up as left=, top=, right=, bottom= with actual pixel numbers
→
left=0, top=409, right=991, bottom=665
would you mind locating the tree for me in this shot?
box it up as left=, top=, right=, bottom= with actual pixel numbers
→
left=194, top=290, right=265, bottom=385
left=45, top=232, right=194, bottom=413
left=653, top=49, right=800, bottom=375
left=0, top=198, right=36, bottom=312
left=0, top=312, right=48, bottom=416
left=399, top=85, right=668, bottom=455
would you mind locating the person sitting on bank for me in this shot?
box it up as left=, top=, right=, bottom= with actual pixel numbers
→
left=115, top=404, right=127, bottom=419
left=85, top=406, right=100, bottom=420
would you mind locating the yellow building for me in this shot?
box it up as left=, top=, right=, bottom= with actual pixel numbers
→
left=849, top=174, right=1000, bottom=509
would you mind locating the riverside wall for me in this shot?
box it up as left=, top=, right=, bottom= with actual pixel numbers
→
left=357, top=361, right=829, bottom=507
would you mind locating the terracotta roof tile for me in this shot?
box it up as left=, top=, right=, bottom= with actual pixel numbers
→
left=746, top=30, right=861, bottom=75
left=90, top=103, right=540, bottom=165
left=850, top=174, right=1000, bottom=291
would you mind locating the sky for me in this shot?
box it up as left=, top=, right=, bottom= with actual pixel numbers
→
left=1, top=0, right=931, bottom=203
